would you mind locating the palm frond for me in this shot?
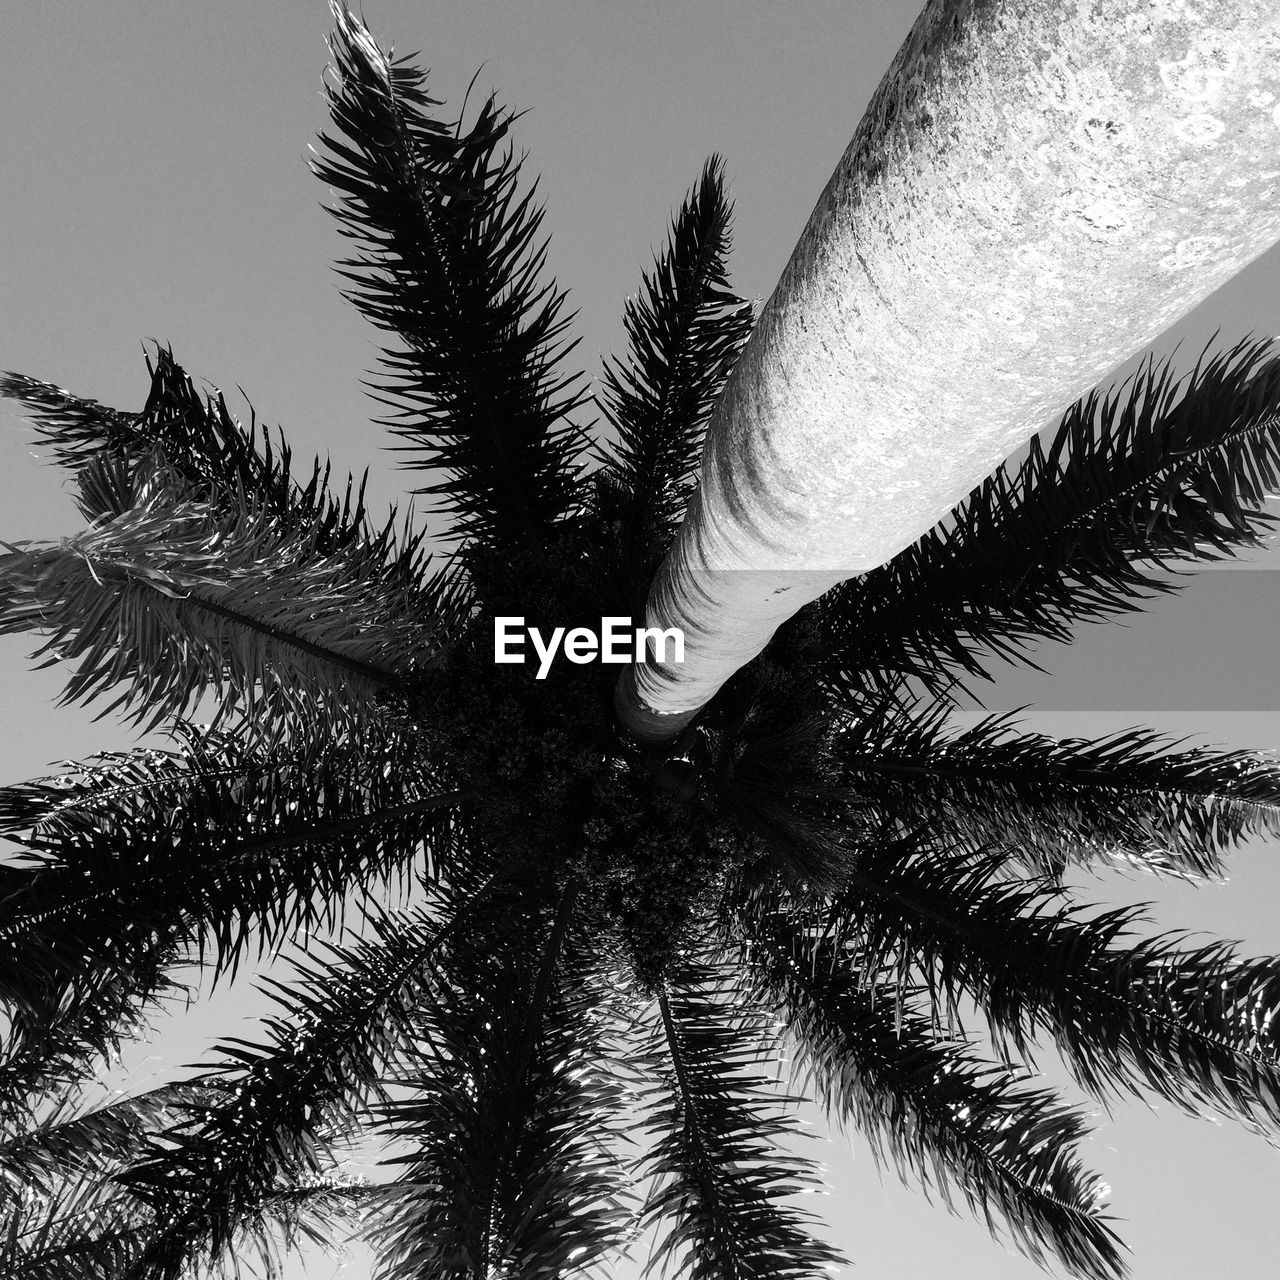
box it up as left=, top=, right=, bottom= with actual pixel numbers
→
left=0, top=962, right=190, bottom=1125
left=110, top=855, right=518, bottom=1280
left=0, top=450, right=452, bottom=742
left=631, top=951, right=846, bottom=1280
left=205, top=1176, right=377, bottom=1280
left=366, top=881, right=633, bottom=1280
left=826, top=827, right=1280, bottom=1133
left=312, top=2, right=588, bottom=552
left=592, top=155, right=754, bottom=597
left=0, top=1081, right=216, bottom=1201
left=834, top=701, right=1280, bottom=879
left=6, top=1171, right=376, bottom=1280
left=823, top=338, right=1280, bottom=704
left=0, top=1165, right=151, bottom=1280
left=731, top=895, right=1125, bottom=1280
left=0, top=1085, right=226, bottom=1280
left=0, top=371, right=139, bottom=468
left=0, top=349, right=463, bottom=622
left=0, top=728, right=468, bottom=1103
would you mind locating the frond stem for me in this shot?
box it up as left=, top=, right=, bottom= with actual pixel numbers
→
left=655, top=984, right=736, bottom=1280
left=2, top=789, right=475, bottom=938
left=178, top=588, right=410, bottom=691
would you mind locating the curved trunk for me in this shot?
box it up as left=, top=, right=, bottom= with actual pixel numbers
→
left=616, top=0, right=1280, bottom=745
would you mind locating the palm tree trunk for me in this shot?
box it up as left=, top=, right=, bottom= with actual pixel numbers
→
left=616, top=0, right=1280, bottom=744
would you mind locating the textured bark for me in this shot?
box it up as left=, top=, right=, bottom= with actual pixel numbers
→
left=616, top=0, right=1280, bottom=745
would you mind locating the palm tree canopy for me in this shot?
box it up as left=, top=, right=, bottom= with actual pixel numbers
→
left=4, top=6, right=1280, bottom=1280
left=616, top=0, right=1280, bottom=744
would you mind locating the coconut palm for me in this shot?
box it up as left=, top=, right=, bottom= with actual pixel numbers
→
left=4, top=6, right=1280, bottom=1280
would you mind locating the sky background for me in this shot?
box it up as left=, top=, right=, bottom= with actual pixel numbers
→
left=2, top=2, right=1280, bottom=1278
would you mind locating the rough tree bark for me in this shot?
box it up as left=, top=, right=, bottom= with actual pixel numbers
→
left=615, top=0, right=1280, bottom=745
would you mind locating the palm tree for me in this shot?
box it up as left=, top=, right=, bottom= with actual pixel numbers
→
left=4, top=6, right=1280, bottom=1279
left=615, top=0, right=1280, bottom=744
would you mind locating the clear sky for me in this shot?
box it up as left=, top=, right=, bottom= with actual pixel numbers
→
left=2, top=3, right=1280, bottom=1278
